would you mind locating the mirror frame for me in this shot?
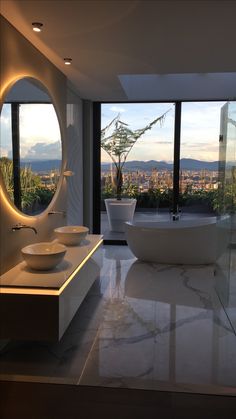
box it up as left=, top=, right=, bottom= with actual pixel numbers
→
left=0, top=76, right=65, bottom=218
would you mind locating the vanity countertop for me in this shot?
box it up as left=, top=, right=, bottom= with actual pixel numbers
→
left=0, top=235, right=103, bottom=292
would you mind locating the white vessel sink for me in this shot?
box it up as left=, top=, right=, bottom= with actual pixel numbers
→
left=54, top=226, right=89, bottom=246
left=21, top=242, right=67, bottom=270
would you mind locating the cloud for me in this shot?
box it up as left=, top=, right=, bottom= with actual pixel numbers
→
left=182, top=141, right=219, bottom=151
left=0, top=147, right=9, bottom=157
left=183, top=142, right=208, bottom=148
left=109, top=106, right=126, bottom=113
left=101, top=101, right=223, bottom=162
left=23, top=141, right=61, bottom=160
left=0, top=115, right=11, bottom=126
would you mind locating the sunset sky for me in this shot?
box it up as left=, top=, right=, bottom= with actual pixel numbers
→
left=0, top=101, right=227, bottom=163
left=0, top=104, right=61, bottom=160
left=101, top=101, right=227, bottom=163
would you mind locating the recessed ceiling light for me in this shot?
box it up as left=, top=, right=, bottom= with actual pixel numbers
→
left=64, top=58, right=72, bottom=65
left=32, top=22, right=43, bottom=32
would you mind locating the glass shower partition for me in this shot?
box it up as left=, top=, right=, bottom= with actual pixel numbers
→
left=216, top=101, right=236, bottom=333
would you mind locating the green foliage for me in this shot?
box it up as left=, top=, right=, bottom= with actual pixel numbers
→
left=20, top=165, right=41, bottom=192
left=21, top=190, right=40, bottom=210
left=0, top=157, right=14, bottom=194
left=156, top=188, right=173, bottom=208
left=122, top=182, right=139, bottom=198
left=212, top=183, right=236, bottom=214
left=179, top=189, right=218, bottom=211
left=35, top=187, right=55, bottom=205
left=179, top=186, right=235, bottom=214
left=0, top=157, right=55, bottom=212
left=101, top=178, right=227, bottom=213
left=101, top=183, right=173, bottom=209
left=0, top=157, right=41, bottom=197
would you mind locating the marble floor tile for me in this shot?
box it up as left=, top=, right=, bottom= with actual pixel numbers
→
left=1, top=245, right=236, bottom=398
left=0, top=280, right=105, bottom=384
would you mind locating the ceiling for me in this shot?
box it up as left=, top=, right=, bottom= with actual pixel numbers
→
left=1, top=0, right=236, bottom=101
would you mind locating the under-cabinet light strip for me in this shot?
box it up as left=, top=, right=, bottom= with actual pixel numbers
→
left=0, top=239, right=103, bottom=296
left=58, top=239, right=103, bottom=295
left=0, top=287, right=58, bottom=296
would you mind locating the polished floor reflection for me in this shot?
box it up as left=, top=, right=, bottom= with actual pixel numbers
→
left=0, top=246, right=236, bottom=396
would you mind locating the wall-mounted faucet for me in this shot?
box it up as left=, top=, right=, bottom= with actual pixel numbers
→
left=12, top=224, right=37, bottom=234
left=48, top=210, right=66, bottom=217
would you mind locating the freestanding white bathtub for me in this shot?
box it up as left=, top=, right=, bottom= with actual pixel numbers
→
left=125, top=217, right=229, bottom=264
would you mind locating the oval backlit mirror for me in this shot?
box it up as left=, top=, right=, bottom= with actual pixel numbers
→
left=0, top=77, right=62, bottom=215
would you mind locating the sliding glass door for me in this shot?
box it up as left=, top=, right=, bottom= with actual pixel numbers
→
left=215, top=100, right=236, bottom=334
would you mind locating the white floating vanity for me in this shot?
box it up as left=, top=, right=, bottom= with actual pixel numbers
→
left=0, top=235, right=103, bottom=342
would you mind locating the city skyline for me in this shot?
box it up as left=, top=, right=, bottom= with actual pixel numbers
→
left=101, top=167, right=219, bottom=195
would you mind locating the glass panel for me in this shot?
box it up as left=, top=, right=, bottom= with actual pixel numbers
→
left=179, top=101, right=227, bottom=216
left=215, top=101, right=236, bottom=334
left=101, top=103, right=175, bottom=240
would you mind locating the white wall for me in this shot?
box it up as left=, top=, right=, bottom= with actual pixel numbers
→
left=82, top=100, right=94, bottom=230
left=66, top=84, right=83, bottom=226
left=0, top=17, right=82, bottom=274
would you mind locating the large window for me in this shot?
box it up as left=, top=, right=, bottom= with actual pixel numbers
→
left=100, top=103, right=175, bottom=239
left=96, top=100, right=227, bottom=241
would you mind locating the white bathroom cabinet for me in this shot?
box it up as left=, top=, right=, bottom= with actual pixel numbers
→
left=0, top=235, right=103, bottom=342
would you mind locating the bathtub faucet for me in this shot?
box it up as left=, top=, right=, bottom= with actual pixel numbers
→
left=171, top=207, right=181, bottom=221
left=12, top=224, right=37, bottom=234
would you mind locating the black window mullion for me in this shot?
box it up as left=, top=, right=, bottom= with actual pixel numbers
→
left=93, top=102, right=101, bottom=233
left=11, top=103, right=22, bottom=211
left=173, top=101, right=181, bottom=215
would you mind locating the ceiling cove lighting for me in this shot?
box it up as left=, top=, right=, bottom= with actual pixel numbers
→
left=64, top=58, right=72, bottom=65
left=32, top=22, right=43, bottom=32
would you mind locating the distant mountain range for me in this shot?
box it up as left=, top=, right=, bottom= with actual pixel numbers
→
left=20, top=158, right=233, bottom=173
left=102, top=158, right=219, bottom=172
left=21, top=160, right=61, bottom=172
